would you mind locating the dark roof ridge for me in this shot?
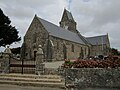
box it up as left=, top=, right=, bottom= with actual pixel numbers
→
left=86, top=34, right=107, bottom=38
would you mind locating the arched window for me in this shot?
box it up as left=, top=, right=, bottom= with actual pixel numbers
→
left=85, top=48, right=86, bottom=55
left=57, top=42, right=59, bottom=49
left=63, top=44, right=67, bottom=59
left=33, top=33, right=36, bottom=43
left=72, top=44, right=74, bottom=52
left=80, top=47, right=84, bottom=59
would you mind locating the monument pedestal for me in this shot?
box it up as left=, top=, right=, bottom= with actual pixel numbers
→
left=35, top=45, right=45, bottom=75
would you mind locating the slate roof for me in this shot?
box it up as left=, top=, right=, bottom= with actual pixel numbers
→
left=86, top=35, right=107, bottom=45
left=65, top=9, right=74, bottom=21
left=38, top=17, right=85, bottom=45
left=77, top=31, right=89, bottom=44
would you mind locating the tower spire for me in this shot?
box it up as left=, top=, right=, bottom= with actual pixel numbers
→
left=59, top=9, right=77, bottom=33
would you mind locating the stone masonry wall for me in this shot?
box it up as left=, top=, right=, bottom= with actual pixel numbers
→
left=65, top=68, right=120, bottom=88
left=50, top=36, right=89, bottom=61
left=91, top=44, right=109, bottom=56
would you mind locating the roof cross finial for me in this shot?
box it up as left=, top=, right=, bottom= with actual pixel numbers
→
left=67, top=0, right=72, bottom=11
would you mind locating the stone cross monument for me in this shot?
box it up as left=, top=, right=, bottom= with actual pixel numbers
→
left=35, top=45, right=45, bottom=75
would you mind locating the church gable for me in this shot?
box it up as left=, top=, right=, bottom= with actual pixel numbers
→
left=24, top=15, right=48, bottom=44
left=22, top=15, right=49, bottom=59
left=24, top=15, right=38, bottom=38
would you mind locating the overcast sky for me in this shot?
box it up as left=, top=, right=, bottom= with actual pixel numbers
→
left=0, top=0, right=120, bottom=51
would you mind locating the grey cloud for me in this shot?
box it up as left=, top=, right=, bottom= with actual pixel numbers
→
left=5, top=7, right=34, bottom=19
left=92, top=0, right=120, bottom=26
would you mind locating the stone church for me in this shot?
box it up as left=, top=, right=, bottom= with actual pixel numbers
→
left=21, top=9, right=110, bottom=61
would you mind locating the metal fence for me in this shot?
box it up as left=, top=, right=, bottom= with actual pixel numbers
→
left=10, top=57, right=36, bottom=74
left=0, top=52, right=36, bottom=74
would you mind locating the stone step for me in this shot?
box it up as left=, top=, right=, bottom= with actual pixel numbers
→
left=0, top=79, right=65, bottom=88
left=0, top=74, right=65, bottom=88
left=0, top=76, right=62, bottom=83
left=0, top=74, right=62, bottom=79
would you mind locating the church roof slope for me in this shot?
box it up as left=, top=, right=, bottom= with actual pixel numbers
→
left=86, top=35, right=107, bottom=45
left=76, top=30, right=89, bottom=44
left=37, top=17, right=85, bottom=45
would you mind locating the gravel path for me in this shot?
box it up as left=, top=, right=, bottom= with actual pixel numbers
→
left=43, top=61, right=64, bottom=68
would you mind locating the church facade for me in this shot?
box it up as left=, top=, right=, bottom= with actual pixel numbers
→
left=21, top=9, right=110, bottom=61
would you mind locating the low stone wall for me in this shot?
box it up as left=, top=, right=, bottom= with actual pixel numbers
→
left=65, top=68, right=120, bottom=88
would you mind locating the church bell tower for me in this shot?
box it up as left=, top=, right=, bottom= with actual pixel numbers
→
left=59, top=9, right=77, bottom=33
